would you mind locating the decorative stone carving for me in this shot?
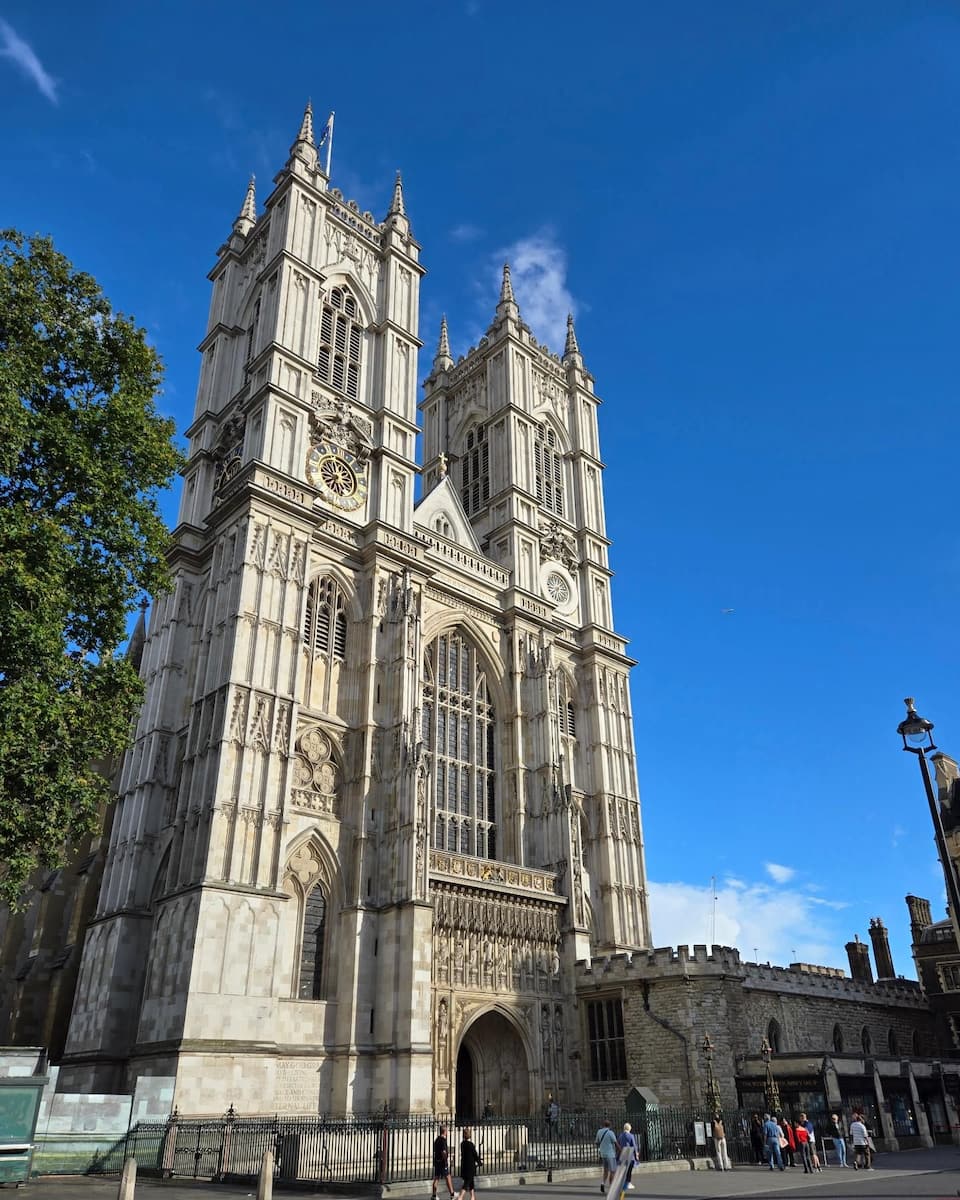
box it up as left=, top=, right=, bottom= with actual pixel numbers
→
left=538, top=518, right=578, bottom=571
left=310, top=396, right=373, bottom=461
left=290, top=724, right=340, bottom=816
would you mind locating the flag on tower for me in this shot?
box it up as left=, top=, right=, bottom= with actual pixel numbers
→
left=317, top=112, right=334, bottom=146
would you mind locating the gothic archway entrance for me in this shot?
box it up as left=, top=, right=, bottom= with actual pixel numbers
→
left=456, top=1010, right=530, bottom=1119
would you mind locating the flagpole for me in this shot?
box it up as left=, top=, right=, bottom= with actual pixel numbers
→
left=325, top=111, right=335, bottom=178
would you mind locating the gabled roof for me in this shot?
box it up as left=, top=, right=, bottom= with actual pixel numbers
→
left=414, top=475, right=482, bottom=553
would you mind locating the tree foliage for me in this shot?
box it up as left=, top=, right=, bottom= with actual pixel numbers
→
left=0, top=230, right=183, bottom=908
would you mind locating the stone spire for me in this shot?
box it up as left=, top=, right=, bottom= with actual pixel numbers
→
left=388, top=171, right=406, bottom=218
left=495, top=262, right=519, bottom=323
left=433, top=314, right=453, bottom=371
left=232, top=175, right=257, bottom=237
left=288, top=100, right=318, bottom=170
left=500, top=262, right=515, bottom=304
left=563, top=313, right=581, bottom=361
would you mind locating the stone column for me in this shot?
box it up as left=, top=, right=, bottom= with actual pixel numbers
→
left=904, top=1061, right=933, bottom=1148
left=871, top=1063, right=898, bottom=1152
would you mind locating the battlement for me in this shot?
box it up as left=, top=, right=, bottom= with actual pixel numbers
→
left=575, top=944, right=926, bottom=1007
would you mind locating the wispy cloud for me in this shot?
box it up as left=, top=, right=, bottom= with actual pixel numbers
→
left=0, top=19, right=57, bottom=104
left=495, top=229, right=576, bottom=351
left=450, top=223, right=483, bottom=243
left=765, top=861, right=796, bottom=884
left=649, top=877, right=848, bottom=969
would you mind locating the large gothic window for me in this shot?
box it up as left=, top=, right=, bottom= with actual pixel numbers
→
left=303, top=577, right=348, bottom=661
left=298, top=885, right=327, bottom=1000
left=318, top=286, right=363, bottom=400
left=461, top=424, right=490, bottom=516
left=422, top=631, right=497, bottom=859
left=534, top=424, right=564, bottom=517
left=557, top=673, right=577, bottom=739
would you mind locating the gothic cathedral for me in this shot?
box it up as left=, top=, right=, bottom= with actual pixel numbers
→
left=58, top=106, right=651, bottom=1117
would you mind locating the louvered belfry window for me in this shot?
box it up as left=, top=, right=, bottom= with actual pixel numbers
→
left=534, top=424, right=564, bottom=516
left=303, top=577, right=348, bottom=661
left=422, top=631, right=497, bottom=860
left=461, top=425, right=490, bottom=516
left=318, top=286, right=362, bottom=400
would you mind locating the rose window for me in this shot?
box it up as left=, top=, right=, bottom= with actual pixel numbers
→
left=546, top=572, right=571, bottom=605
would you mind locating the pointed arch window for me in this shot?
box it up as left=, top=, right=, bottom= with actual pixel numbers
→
left=318, top=285, right=363, bottom=400
left=303, top=577, right=348, bottom=661
left=461, top=425, right=490, bottom=516
left=767, top=1019, right=782, bottom=1054
left=298, top=885, right=327, bottom=1000
left=833, top=1023, right=844, bottom=1053
left=534, top=423, right=564, bottom=517
left=422, top=631, right=497, bottom=860
left=245, top=298, right=261, bottom=367
left=861, top=1026, right=872, bottom=1055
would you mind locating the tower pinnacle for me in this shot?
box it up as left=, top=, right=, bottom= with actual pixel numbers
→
left=500, top=262, right=515, bottom=304
left=433, top=314, right=453, bottom=371
left=388, top=171, right=406, bottom=218
left=562, top=312, right=583, bottom=366
left=494, top=262, right=519, bottom=324
left=232, top=175, right=257, bottom=237
left=288, top=100, right=318, bottom=170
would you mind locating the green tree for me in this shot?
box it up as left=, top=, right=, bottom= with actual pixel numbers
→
left=0, top=230, right=183, bottom=908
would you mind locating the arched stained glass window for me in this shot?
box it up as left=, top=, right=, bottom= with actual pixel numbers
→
left=422, top=631, right=497, bottom=860
left=461, top=425, right=490, bottom=516
left=298, top=885, right=327, bottom=1000
left=534, top=423, right=564, bottom=517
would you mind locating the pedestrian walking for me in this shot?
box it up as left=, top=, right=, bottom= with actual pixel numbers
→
left=595, top=1120, right=619, bottom=1192
left=454, top=1127, right=481, bottom=1200
left=762, top=1113, right=784, bottom=1171
left=712, top=1114, right=731, bottom=1171
left=850, top=1112, right=872, bottom=1170
left=431, top=1125, right=454, bottom=1199
left=794, top=1121, right=813, bottom=1174
left=779, top=1116, right=796, bottom=1168
left=829, top=1113, right=847, bottom=1167
left=618, top=1122, right=639, bottom=1190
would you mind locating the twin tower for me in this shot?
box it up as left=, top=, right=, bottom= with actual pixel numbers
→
left=59, top=104, right=651, bottom=1117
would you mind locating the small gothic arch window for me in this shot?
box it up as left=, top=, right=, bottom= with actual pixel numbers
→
left=298, top=885, right=327, bottom=1000
left=912, top=1028, right=921, bottom=1055
left=534, top=423, right=564, bottom=517
left=888, top=1028, right=898, bottom=1056
left=461, top=424, right=490, bottom=516
left=434, top=515, right=452, bottom=538
left=767, top=1019, right=782, bottom=1054
left=556, top=673, right=577, bottom=738
left=833, top=1023, right=844, bottom=1053
left=318, top=285, right=363, bottom=399
left=861, top=1026, right=872, bottom=1055
left=303, top=577, right=348, bottom=661
left=245, top=297, right=261, bottom=366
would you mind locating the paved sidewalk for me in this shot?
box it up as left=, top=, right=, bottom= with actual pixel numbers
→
left=17, top=1148, right=960, bottom=1200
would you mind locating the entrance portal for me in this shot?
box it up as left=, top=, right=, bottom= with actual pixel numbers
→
left=456, top=1010, right=530, bottom=1118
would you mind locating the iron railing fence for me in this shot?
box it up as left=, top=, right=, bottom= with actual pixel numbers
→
left=78, top=1107, right=757, bottom=1184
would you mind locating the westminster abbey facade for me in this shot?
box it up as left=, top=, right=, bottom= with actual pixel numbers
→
left=25, top=106, right=651, bottom=1116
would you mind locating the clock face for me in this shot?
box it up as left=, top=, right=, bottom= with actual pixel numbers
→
left=306, top=441, right=368, bottom=512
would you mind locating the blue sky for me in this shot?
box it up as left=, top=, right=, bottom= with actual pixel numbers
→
left=3, top=1, right=959, bottom=979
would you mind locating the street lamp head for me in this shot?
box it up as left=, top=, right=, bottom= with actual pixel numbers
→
left=702, top=1034, right=714, bottom=1056
left=898, top=697, right=936, bottom=753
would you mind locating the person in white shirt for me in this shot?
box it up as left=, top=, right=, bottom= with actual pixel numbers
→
left=849, top=1114, right=872, bottom=1170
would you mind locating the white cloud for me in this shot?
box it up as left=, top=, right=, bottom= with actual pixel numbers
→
left=495, top=230, right=576, bottom=351
left=648, top=878, right=847, bottom=969
left=0, top=19, right=57, bottom=104
left=450, top=223, right=483, bottom=242
left=765, top=861, right=796, bottom=884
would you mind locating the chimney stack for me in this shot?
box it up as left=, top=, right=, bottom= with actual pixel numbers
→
left=906, top=895, right=932, bottom=942
left=845, top=935, right=874, bottom=984
left=869, top=917, right=895, bottom=980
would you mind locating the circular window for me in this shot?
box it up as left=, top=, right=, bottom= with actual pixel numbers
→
left=546, top=572, right=571, bottom=605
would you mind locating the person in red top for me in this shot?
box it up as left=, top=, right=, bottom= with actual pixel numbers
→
left=779, top=1118, right=796, bottom=1168
left=794, top=1122, right=813, bottom=1174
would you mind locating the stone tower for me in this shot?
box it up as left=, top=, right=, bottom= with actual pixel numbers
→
left=59, top=107, right=650, bottom=1117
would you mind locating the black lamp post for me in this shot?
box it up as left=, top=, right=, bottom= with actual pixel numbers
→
left=761, top=1037, right=781, bottom=1114
left=702, top=1034, right=722, bottom=1114
left=897, top=698, right=960, bottom=941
